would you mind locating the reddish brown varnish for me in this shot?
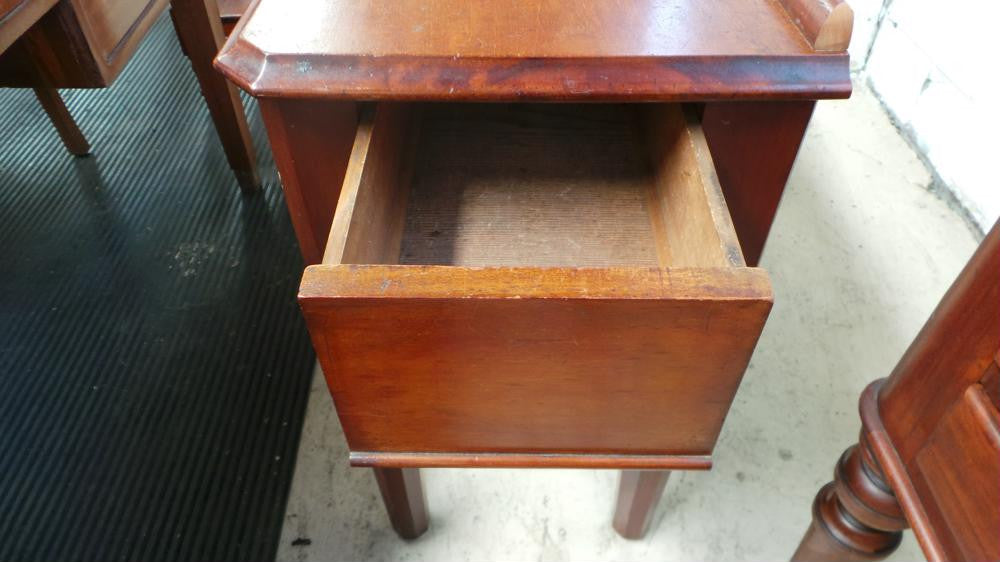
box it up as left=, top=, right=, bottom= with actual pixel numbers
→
left=794, top=221, right=1000, bottom=562
left=215, top=0, right=851, bottom=101
left=301, top=102, right=772, bottom=468
left=218, top=0, right=855, bottom=541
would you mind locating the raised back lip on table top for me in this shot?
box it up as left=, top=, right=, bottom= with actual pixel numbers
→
left=215, top=0, right=853, bottom=101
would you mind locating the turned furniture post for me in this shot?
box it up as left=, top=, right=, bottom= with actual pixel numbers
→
left=792, top=387, right=907, bottom=561
left=795, top=222, right=1000, bottom=561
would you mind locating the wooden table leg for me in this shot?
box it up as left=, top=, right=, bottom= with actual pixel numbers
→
left=373, top=467, right=429, bottom=540
left=793, top=390, right=907, bottom=561
left=32, top=87, right=90, bottom=156
left=257, top=99, right=357, bottom=265
left=612, top=470, right=670, bottom=539
left=701, top=101, right=816, bottom=267
left=169, top=0, right=260, bottom=193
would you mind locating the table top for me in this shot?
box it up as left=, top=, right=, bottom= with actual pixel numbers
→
left=216, top=0, right=852, bottom=101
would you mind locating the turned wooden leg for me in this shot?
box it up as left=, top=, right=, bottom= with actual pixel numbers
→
left=793, top=432, right=907, bottom=561
left=373, top=468, right=429, bottom=539
left=169, top=0, right=260, bottom=193
left=701, top=101, right=815, bottom=266
left=32, top=87, right=90, bottom=156
left=612, top=470, right=670, bottom=539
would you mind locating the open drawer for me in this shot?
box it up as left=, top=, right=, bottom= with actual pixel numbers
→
left=299, top=103, right=773, bottom=469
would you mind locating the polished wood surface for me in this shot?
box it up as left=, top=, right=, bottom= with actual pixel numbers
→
left=300, top=103, right=772, bottom=467
left=215, top=0, right=851, bottom=100
left=794, top=221, right=1000, bottom=562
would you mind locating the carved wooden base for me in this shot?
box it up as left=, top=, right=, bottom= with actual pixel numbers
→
left=793, top=390, right=909, bottom=561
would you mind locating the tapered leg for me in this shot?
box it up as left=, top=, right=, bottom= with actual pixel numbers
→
left=612, top=470, right=670, bottom=539
left=169, top=0, right=260, bottom=193
left=32, top=87, right=89, bottom=156
left=792, top=431, right=907, bottom=561
left=373, top=468, right=429, bottom=539
left=701, top=101, right=815, bottom=266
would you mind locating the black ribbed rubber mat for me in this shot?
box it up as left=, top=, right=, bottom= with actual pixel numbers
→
left=0, top=14, right=314, bottom=562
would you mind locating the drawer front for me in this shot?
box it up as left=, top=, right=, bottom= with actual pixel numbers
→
left=300, top=102, right=773, bottom=468
left=302, top=265, right=771, bottom=466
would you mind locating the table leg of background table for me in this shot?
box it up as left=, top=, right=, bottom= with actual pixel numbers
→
left=373, top=468, right=429, bottom=540
left=258, top=99, right=357, bottom=265
left=612, top=470, right=670, bottom=539
left=169, top=0, right=260, bottom=193
left=701, top=101, right=816, bottom=267
left=31, top=86, right=89, bottom=156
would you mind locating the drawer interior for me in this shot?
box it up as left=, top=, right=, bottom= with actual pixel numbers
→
left=324, top=102, right=745, bottom=269
left=302, top=101, right=771, bottom=467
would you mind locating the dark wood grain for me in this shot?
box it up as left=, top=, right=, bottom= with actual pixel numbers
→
left=169, top=0, right=259, bottom=192
left=701, top=101, right=816, bottom=266
left=796, top=221, right=1000, bottom=562
left=215, top=0, right=851, bottom=101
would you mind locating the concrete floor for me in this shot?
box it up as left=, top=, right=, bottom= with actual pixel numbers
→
left=275, top=79, right=982, bottom=562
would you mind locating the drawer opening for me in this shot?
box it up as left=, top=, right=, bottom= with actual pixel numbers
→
left=300, top=102, right=772, bottom=468
left=322, top=103, right=745, bottom=269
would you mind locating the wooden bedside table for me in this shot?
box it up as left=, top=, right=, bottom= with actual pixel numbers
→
left=216, top=0, right=854, bottom=540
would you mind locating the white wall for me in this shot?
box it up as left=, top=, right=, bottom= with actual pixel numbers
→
left=846, top=0, right=884, bottom=70
left=849, top=0, right=1000, bottom=232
